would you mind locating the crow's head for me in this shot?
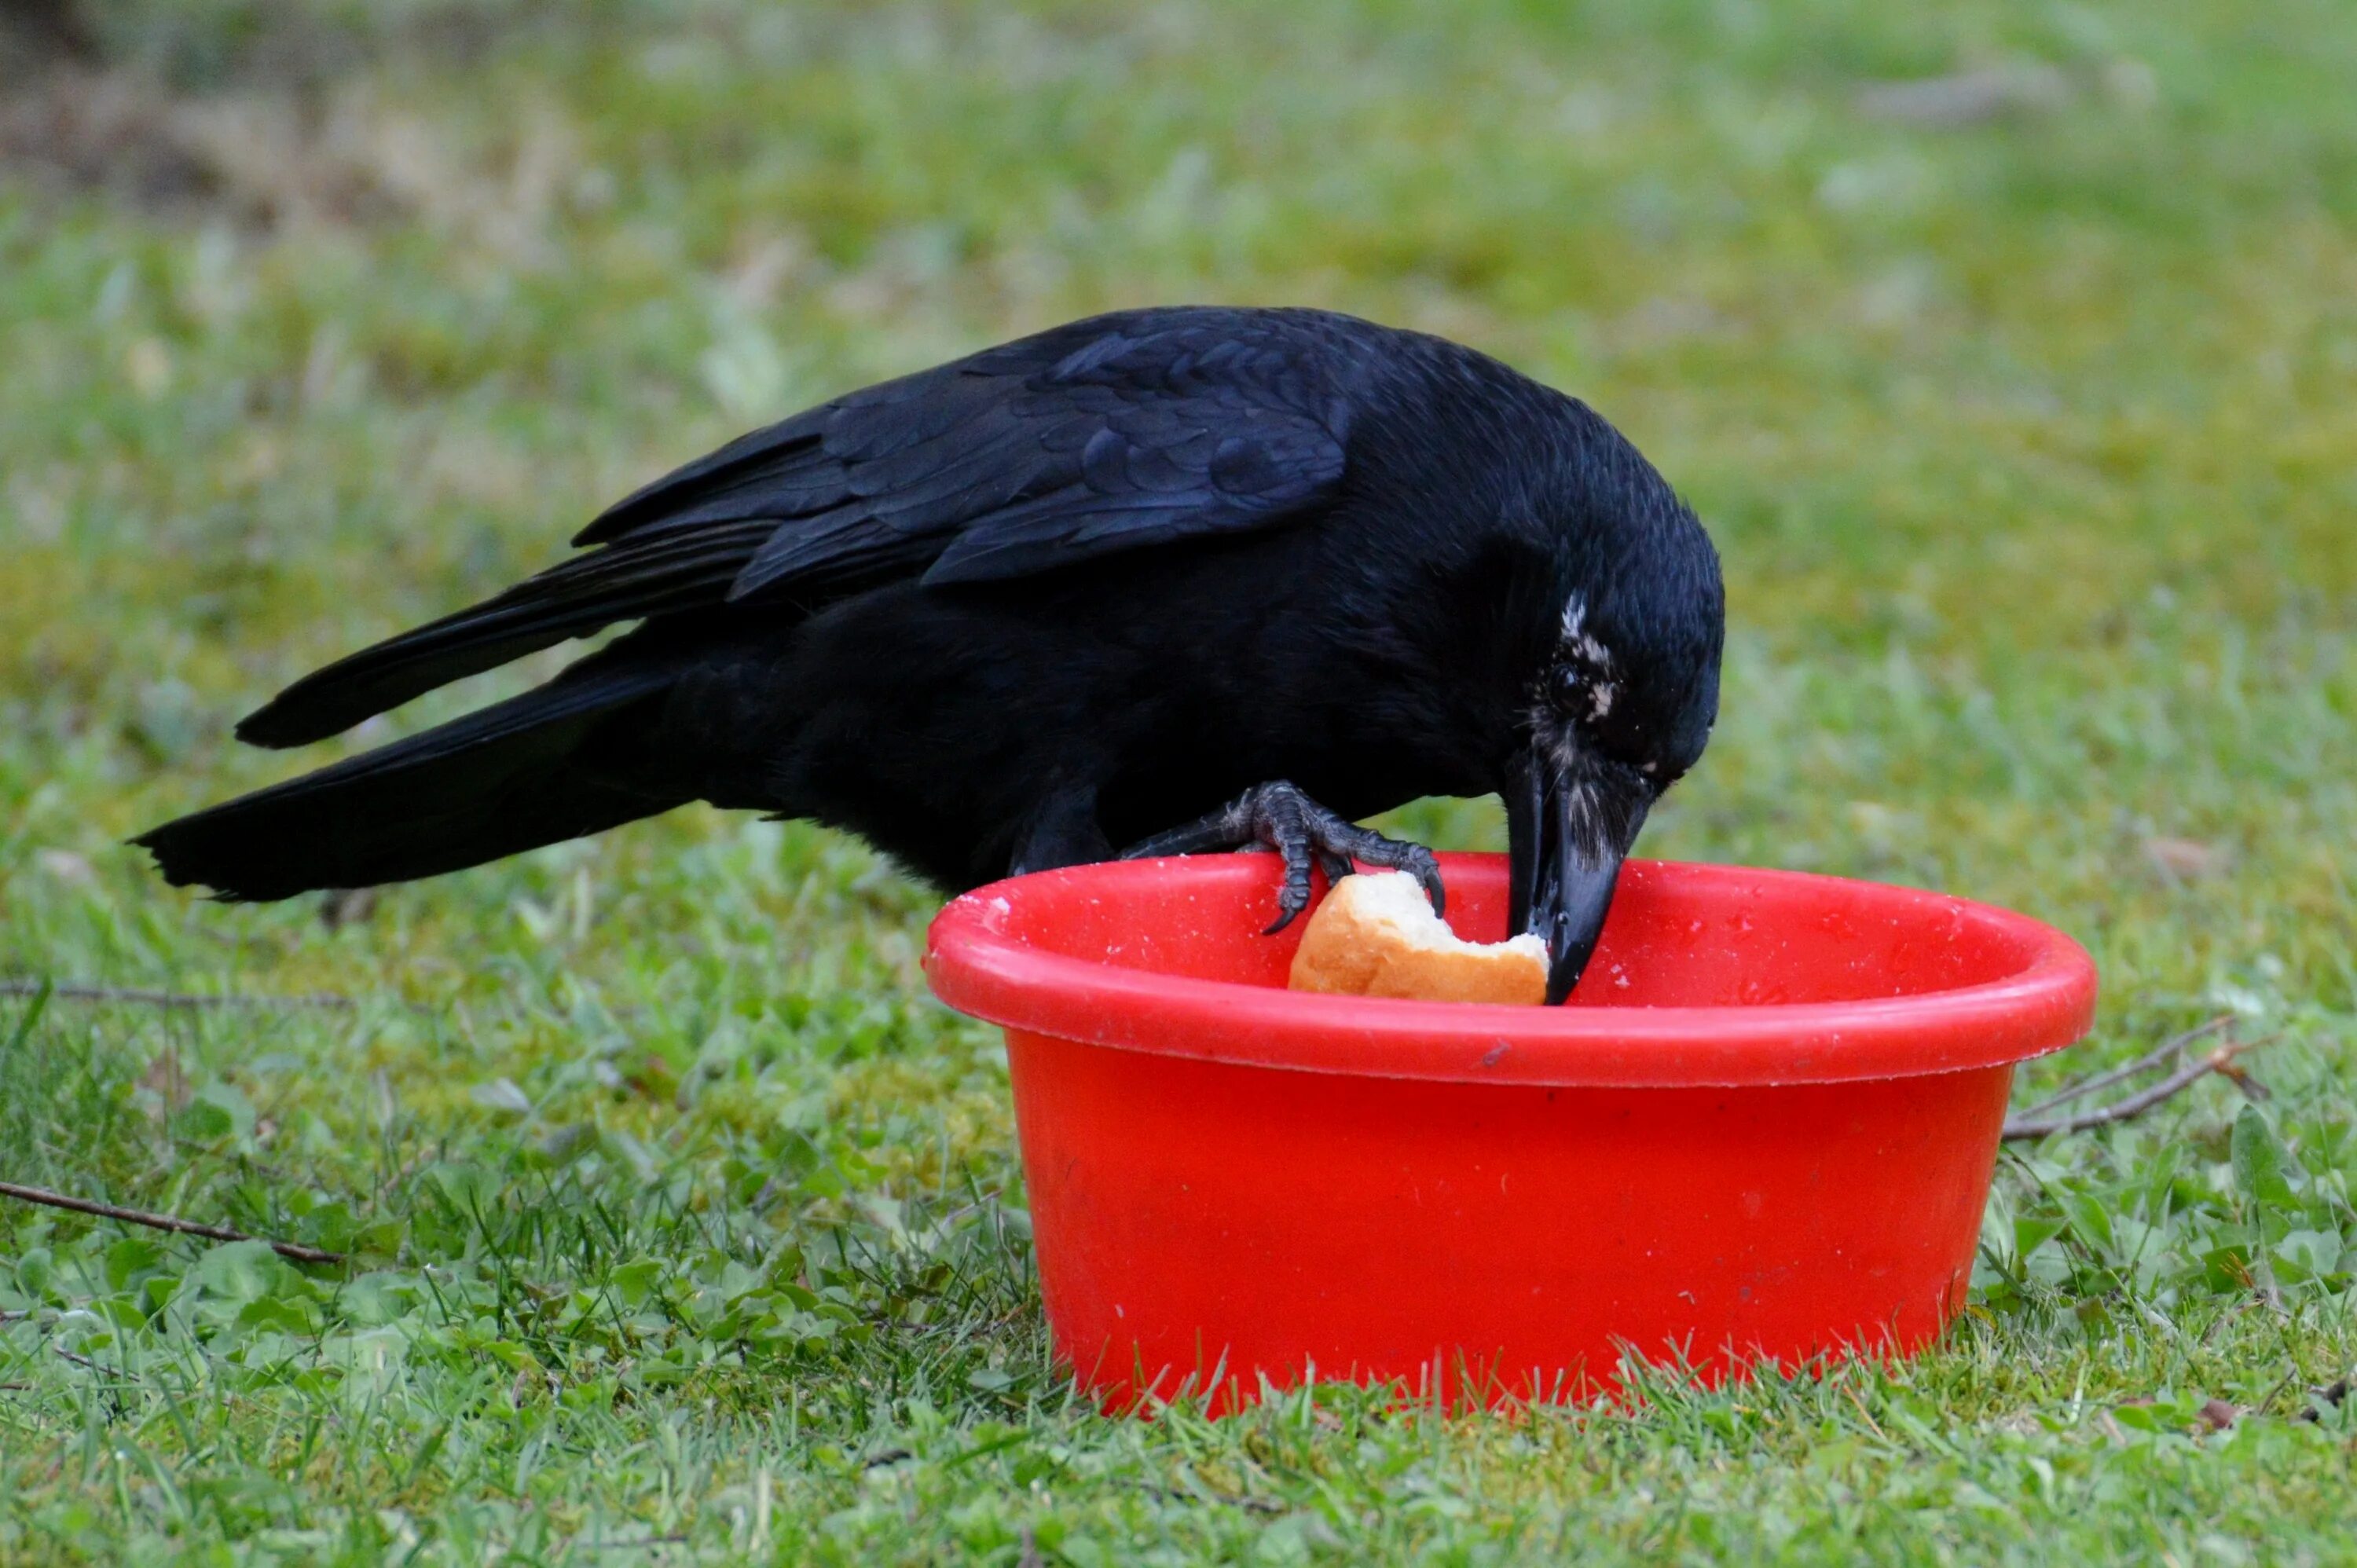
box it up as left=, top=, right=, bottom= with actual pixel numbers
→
left=1501, top=412, right=1725, bottom=1001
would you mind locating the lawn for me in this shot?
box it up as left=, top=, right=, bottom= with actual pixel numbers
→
left=3, top=0, right=2355, bottom=1560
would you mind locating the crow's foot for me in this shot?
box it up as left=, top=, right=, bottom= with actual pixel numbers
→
left=1121, top=781, right=1443, bottom=934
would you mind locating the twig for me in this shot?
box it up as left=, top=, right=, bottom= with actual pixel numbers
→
left=0, top=1181, right=344, bottom=1265
left=1842, top=1382, right=1891, bottom=1443
left=567, top=1537, right=688, bottom=1553
left=1, top=978, right=355, bottom=1012
left=2011, top=1017, right=2234, bottom=1120
left=2254, top=1365, right=2304, bottom=1418
left=2003, top=1035, right=2277, bottom=1141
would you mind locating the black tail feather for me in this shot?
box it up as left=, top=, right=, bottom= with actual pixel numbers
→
left=137, top=665, right=682, bottom=901
left=235, top=522, right=776, bottom=749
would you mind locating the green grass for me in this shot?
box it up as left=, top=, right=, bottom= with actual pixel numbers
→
left=3, top=0, right=2355, bottom=1559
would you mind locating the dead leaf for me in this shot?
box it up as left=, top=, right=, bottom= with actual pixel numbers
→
left=2145, top=836, right=2232, bottom=881
left=35, top=849, right=94, bottom=886
left=2196, top=1398, right=2238, bottom=1433
left=321, top=887, right=379, bottom=930
left=137, top=1050, right=191, bottom=1119
left=1855, top=63, right=2073, bottom=128
left=2297, top=1377, right=2350, bottom=1423
left=470, top=1079, right=533, bottom=1116
left=123, top=337, right=173, bottom=397
left=622, top=1055, right=680, bottom=1104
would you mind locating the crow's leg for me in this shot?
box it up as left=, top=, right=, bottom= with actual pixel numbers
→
left=1008, top=782, right=1113, bottom=877
left=1121, top=781, right=1443, bottom=934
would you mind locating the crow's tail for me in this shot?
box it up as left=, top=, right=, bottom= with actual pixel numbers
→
left=134, top=663, right=684, bottom=902
left=231, top=520, right=781, bottom=749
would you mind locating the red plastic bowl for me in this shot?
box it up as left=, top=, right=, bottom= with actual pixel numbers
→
left=925, top=854, right=2095, bottom=1412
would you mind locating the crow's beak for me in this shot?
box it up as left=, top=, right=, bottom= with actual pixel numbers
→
left=1506, top=749, right=1652, bottom=1004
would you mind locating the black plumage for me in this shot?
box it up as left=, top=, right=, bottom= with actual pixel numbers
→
left=137, top=306, right=1725, bottom=1001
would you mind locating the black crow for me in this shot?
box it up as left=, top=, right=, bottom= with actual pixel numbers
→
left=137, top=307, right=1724, bottom=1002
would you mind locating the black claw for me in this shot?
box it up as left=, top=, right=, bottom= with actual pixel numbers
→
left=1402, top=848, right=1446, bottom=918
left=1270, top=866, right=1312, bottom=932
left=1121, top=780, right=1444, bottom=933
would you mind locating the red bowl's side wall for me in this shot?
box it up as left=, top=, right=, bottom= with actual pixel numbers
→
left=1006, top=1028, right=2012, bottom=1412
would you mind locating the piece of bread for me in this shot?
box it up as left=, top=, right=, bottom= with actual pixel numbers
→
left=1287, top=870, right=1548, bottom=1005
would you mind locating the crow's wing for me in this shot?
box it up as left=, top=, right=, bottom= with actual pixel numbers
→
left=237, top=308, right=1365, bottom=748
left=583, top=307, right=1356, bottom=592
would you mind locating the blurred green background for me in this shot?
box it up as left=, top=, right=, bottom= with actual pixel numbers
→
left=2, top=2, right=2353, bottom=1561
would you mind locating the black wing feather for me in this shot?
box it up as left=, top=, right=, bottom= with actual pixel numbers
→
left=240, top=307, right=1367, bottom=747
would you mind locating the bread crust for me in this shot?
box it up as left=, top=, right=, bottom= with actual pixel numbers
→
left=1287, top=872, right=1547, bottom=1006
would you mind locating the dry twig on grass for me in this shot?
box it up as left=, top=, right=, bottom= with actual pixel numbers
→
left=2003, top=1017, right=2274, bottom=1141
left=1, top=977, right=356, bottom=1011
left=0, top=1181, right=344, bottom=1266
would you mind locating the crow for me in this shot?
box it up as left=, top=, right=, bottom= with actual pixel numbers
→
left=137, top=306, right=1725, bottom=1002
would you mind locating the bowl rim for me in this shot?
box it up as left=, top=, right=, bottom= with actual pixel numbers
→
left=923, top=854, right=2099, bottom=1086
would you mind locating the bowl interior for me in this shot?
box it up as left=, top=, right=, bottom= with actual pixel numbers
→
left=991, top=854, right=2047, bottom=1007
